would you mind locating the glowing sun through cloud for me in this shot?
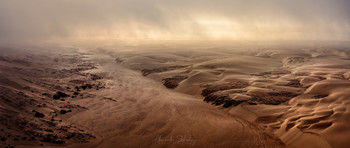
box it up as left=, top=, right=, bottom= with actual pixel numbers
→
left=195, top=17, right=239, bottom=39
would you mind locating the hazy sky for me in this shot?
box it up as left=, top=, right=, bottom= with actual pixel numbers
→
left=0, top=0, right=349, bottom=42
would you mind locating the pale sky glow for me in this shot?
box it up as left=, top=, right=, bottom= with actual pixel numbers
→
left=0, top=0, right=349, bottom=43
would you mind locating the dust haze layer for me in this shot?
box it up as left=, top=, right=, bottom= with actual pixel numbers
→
left=1, top=0, right=350, bottom=43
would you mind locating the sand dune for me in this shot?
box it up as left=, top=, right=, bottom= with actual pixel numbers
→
left=107, top=42, right=350, bottom=147
left=1, top=41, right=350, bottom=147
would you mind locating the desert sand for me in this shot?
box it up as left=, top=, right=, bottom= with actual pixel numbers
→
left=1, top=41, right=350, bottom=148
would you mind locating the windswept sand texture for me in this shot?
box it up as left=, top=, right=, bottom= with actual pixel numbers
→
left=1, top=41, right=350, bottom=148
left=108, top=41, right=350, bottom=147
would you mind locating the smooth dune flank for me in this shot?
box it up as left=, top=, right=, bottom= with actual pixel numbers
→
left=1, top=41, right=350, bottom=147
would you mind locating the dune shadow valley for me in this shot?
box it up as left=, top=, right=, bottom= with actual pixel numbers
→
left=0, top=41, right=350, bottom=148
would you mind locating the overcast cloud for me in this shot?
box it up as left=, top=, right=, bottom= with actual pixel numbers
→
left=0, top=0, right=349, bottom=42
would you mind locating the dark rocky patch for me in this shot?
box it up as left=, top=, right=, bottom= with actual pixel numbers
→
left=203, top=94, right=247, bottom=108
left=40, top=134, right=65, bottom=144
left=69, top=79, right=86, bottom=84
left=63, top=63, right=97, bottom=73
left=251, top=70, right=290, bottom=77
left=283, top=57, right=310, bottom=66
left=247, top=102, right=257, bottom=105
left=294, top=72, right=310, bottom=76
left=284, top=79, right=303, bottom=88
left=34, top=112, right=45, bottom=118
left=1, top=137, right=6, bottom=141
left=141, top=65, right=189, bottom=76
left=223, top=99, right=246, bottom=108
left=53, top=95, right=60, bottom=100
left=204, top=94, right=229, bottom=103
left=75, top=86, right=80, bottom=91
left=201, top=81, right=248, bottom=96
left=53, top=91, right=69, bottom=100
left=115, top=57, right=123, bottom=63
left=60, top=110, right=71, bottom=114
left=80, top=84, right=92, bottom=90
left=77, top=82, right=105, bottom=91
left=250, top=91, right=299, bottom=105
left=203, top=89, right=298, bottom=107
left=162, top=76, right=187, bottom=89
left=90, top=74, right=103, bottom=80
